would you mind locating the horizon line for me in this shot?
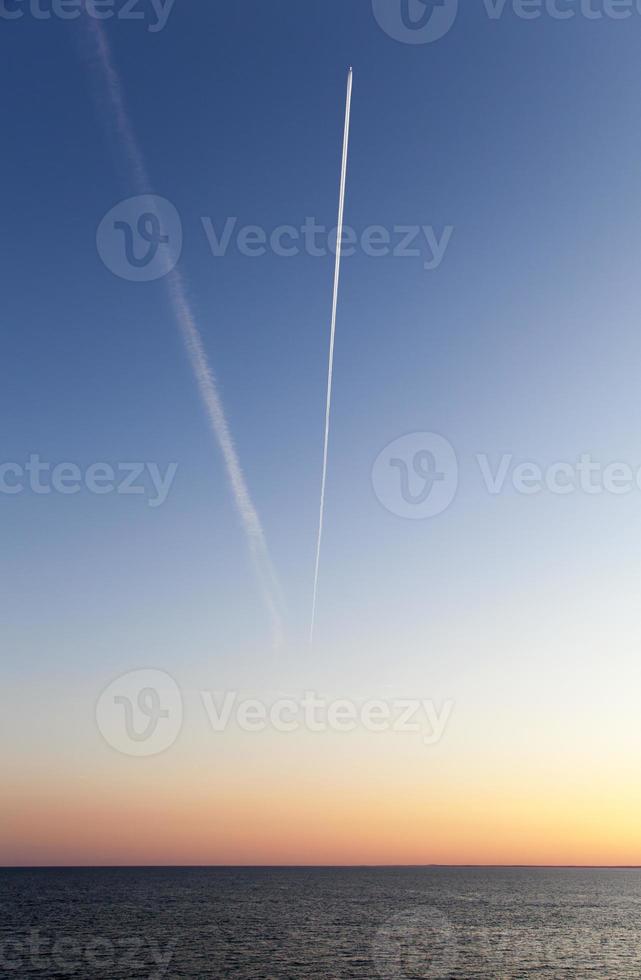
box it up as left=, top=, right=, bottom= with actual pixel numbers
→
left=3, top=863, right=641, bottom=870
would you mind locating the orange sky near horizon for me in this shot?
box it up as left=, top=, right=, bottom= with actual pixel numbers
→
left=4, top=744, right=641, bottom=867
left=5, top=618, right=641, bottom=870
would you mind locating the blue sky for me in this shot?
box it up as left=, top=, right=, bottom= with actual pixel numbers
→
left=4, top=1, right=641, bottom=865
left=3, top=1, right=641, bottom=659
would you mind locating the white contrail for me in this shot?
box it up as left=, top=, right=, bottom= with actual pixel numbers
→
left=83, top=18, right=283, bottom=646
left=310, top=68, right=353, bottom=645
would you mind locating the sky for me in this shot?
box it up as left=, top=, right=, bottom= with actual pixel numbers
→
left=3, top=0, right=641, bottom=866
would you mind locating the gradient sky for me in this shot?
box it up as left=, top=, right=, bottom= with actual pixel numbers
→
left=3, top=0, right=641, bottom=866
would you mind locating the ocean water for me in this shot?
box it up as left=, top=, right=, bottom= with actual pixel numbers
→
left=1, top=866, right=641, bottom=978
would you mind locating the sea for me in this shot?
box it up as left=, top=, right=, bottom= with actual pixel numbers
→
left=2, top=866, right=641, bottom=978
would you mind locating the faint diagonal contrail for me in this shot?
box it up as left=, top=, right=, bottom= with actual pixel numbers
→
left=82, top=18, right=284, bottom=646
left=310, top=68, right=353, bottom=645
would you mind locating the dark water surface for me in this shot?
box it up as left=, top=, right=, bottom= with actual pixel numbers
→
left=2, top=867, right=641, bottom=978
